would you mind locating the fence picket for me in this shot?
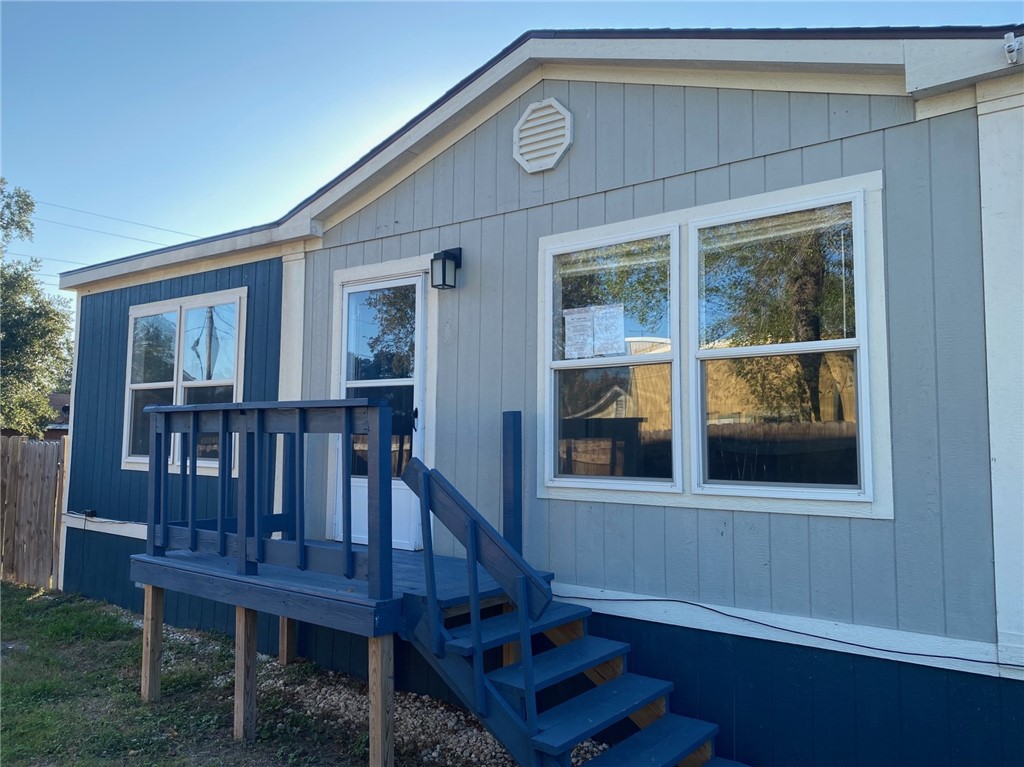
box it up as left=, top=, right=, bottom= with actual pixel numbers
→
left=0, top=436, right=67, bottom=589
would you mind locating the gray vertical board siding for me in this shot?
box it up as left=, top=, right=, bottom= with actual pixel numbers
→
left=575, top=501, right=605, bottom=587
left=568, top=81, right=598, bottom=199
left=393, top=176, right=415, bottom=235
left=453, top=134, right=476, bottom=223
left=358, top=203, right=378, bottom=243
left=603, top=503, right=635, bottom=593
left=828, top=94, right=871, bottom=140
left=753, top=91, right=790, bottom=156
left=376, top=188, right=397, bottom=240
left=665, top=507, right=699, bottom=601
left=789, top=92, right=830, bottom=147
left=473, top=116, right=497, bottom=219
left=684, top=87, right=718, bottom=171
left=770, top=515, right=811, bottom=616
left=633, top=505, right=667, bottom=596
left=432, top=146, right=456, bottom=228
left=293, top=80, right=990, bottom=643
left=733, top=511, right=771, bottom=611
left=729, top=158, right=766, bottom=199
left=869, top=95, right=915, bottom=132
left=499, top=209, right=529, bottom=413
left=67, top=259, right=282, bottom=524
left=495, top=100, right=521, bottom=213
left=697, top=509, right=735, bottom=606
left=543, top=80, right=571, bottom=203
left=623, top=84, right=655, bottom=187
left=475, top=215, right=505, bottom=521
left=633, top=180, right=664, bottom=218
left=928, top=111, right=995, bottom=641
left=595, top=83, right=625, bottom=192
left=653, top=85, right=686, bottom=178
left=718, top=89, right=754, bottom=164
left=841, top=131, right=885, bottom=177
left=518, top=82, right=547, bottom=209
left=884, top=120, right=946, bottom=636
left=850, top=520, right=898, bottom=628
left=808, top=517, right=853, bottom=622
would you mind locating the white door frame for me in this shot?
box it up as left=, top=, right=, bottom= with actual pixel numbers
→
left=328, top=255, right=439, bottom=549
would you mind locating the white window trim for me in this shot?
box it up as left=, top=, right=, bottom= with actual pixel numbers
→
left=537, top=171, right=894, bottom=519
left=542, top=225, right=682, bottom=495
left=121, top=287, right=248, bottom=476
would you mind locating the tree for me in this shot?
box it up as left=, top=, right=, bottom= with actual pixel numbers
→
left=1, top=179, right=73, bottom=438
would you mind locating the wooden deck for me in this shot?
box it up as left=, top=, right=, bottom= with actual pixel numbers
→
left=130, top=544, right=508, bottom=638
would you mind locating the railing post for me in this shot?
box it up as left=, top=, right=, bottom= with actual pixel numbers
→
left=217, top=411, right=231, bottom=557
left=188, top=411, right=199, bottom=552
left=501, top=411, right=523, bottom=555
left=418, top=471, right=442, bottom=656
left=147, top=413, right=164, bottom=557
left=293, top=409, right=306, bottom=570
left=237, top=412, right=257, bottom=576
left=465, top=520, right=487, bottom=717
left=367, top=405, right=392, bottom=600
left=341, top=408, right=353, bottom=578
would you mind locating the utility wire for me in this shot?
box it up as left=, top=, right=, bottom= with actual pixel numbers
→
left=37, top=200, right=200, bottom=238
left=32, top=217, right=170, bottom=246
left=6, top=251, right=91, bottom=267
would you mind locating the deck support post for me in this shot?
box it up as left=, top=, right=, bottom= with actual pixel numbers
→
left=234, top=606, right=258, bottom=740
left=141, top=584, right=164, bottom=702
left=278, top=616, right=297, bottom=665
left=368, top=633, right=395, bottom=767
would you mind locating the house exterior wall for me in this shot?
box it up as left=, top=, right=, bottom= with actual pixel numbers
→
left=65, top=259, right=283, bottom=524
left=303, top=80, right=996, bottom=646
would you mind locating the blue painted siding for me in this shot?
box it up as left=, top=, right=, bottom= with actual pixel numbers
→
left=66, top=260, right=282, bottom=523
left=588, top=613, right=1024, bottom=767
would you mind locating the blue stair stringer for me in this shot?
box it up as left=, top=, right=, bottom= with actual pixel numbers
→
left=400, top=459, right=748, bottom=767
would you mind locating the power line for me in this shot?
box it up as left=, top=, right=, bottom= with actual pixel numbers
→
left=37, top=201, right=200, bottom=238
left=32, top=217, right=170, bottom=246
left=6, top=251, right=91, bottom=266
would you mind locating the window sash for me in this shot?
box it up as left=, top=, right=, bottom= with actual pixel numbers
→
left=123, top=289, right=245, bottom=466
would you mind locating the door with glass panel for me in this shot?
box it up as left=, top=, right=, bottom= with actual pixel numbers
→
left=335, top=276, right=424, bottom=550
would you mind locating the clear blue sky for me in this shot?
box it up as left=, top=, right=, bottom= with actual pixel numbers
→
left=3, top=1, right=1020, bottom=298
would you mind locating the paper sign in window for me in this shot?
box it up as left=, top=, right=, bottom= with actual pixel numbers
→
left=563, top=304, right=625, bottom=359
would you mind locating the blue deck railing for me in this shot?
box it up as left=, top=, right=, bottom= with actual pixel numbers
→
left=144, top=400, right=394, bottom=600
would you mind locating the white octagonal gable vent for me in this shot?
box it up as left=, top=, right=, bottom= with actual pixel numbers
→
left=513, top=98, right=573, bottom=173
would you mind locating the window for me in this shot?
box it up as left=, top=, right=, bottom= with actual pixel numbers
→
left=539, top=173, right=892, bottom=517
left=548, top=232, right=679, bottom=488
left=123, top=288, right=246, bottom=468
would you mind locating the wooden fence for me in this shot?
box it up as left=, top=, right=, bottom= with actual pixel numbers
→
left=0, top=436, right=67, bottom=589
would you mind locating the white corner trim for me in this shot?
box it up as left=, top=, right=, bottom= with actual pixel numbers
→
left=279, top=254, right=306, bottom=400
left=58, top=294, right=84, bottom=592
left=62, top=512, right=148, bottom=540
left=552, top=582, right=1022, bottom=679
left=978, top=87, right=1024, bottom=676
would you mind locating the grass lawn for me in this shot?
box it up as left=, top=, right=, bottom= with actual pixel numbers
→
left=0, top=582, right=370, bottom=766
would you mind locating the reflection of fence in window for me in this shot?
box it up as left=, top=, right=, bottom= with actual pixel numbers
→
left=704, top=351, right=858, bottom=486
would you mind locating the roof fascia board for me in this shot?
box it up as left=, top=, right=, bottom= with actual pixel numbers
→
left=60, top=236, right=314, bottom=293
left=905, top=38, right=1024, bottom=97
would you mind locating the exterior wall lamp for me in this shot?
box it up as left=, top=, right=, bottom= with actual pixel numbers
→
left=430, top=248, right=462, bottom=289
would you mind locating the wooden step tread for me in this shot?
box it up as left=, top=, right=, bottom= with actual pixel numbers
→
left=445, top=601, right=591, bottom=656
left=488, top=635, right=630, bottom=694
left=583, top=713, right=720, bottom=767
left=531, top=673, right=673, bottom=755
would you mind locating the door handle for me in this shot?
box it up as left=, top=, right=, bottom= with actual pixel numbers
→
left=412, top=407, right=419, bottom=431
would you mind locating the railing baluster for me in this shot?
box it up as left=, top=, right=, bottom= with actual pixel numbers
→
left=466, top=520, right=487, bottom=716
left=418, top=471, right=442, bottom=655
left=342, top=408, right=353, bottom=578
left=253, top=409, right=265, bottom=563
left=147, top=413, right=163, bottom=557
left=237, top=412, right=256, bottom=575
left=217, top=411, right=230, bottom=556
left=188, top=411, right=199, bottom=552
left=294, top=409, right=306, bottom=570
left=517, top=575, right=538, bottom=733
left=160, top=413, right=170, bottom=552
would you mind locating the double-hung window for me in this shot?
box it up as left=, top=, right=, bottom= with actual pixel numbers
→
left=122, top=288, right=246, bottom=469
left=540, top=172, right=892, bottom=517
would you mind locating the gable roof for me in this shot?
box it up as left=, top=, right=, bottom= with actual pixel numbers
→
left=60, top=24, right=1023, bottom=290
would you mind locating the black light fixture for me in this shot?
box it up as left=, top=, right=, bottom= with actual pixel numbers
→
left=430, top=248, right=462, bottom=290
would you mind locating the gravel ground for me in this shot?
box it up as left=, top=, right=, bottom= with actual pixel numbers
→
left=125, top=609, right=609, bottom=766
